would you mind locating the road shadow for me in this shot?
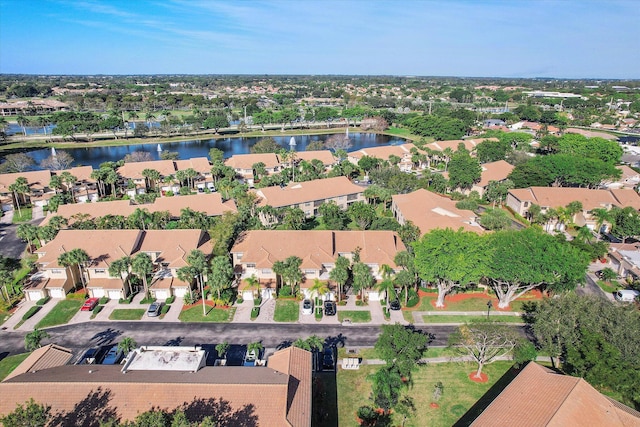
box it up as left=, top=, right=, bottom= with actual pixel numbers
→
left=164, top=336, right=184, bottom=346
left=312, top=371, right=338, bottom=427
left=90, top=328, right=122, bottom=346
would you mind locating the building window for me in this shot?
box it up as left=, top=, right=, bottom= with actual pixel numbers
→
left=94, top=269, right=106, bottom=274
left=347, top=194, right=358, bottom=201
left=51, top=269, right=62, bottom=274
left=247, top=263, right=256, bottom=268
left=262, top=269, right=271, bottom=274
left=304, top=270, right=315, bottom=275
left=236, top=254, right=243, bottom=260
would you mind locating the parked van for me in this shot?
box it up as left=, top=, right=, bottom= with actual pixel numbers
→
left=614, top=289, right=640, bottom=302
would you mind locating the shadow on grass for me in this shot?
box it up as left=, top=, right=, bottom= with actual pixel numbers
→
left=312, top=371, right=338, bottom=427
left=453, top=363, right=523, bottom=427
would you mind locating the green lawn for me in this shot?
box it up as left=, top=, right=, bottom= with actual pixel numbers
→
left=11, top=208, right=33, bottom=223
left=596, top=280, right=623, bottom=294
left=337, top=361, right=515, bottom=427
left=178, top=305, right=235, bottom=322
left=35, top=299, right=83, bottom=328
left=109, top=309, right=145, bottom=321
left=338, top=346, right=458, bottom=361
left=0, top=353, right=30, bottom=381
left=422, top=315, right=524, bottom=324
left=418, top=295, right=527, bottom=312
left=273, top=300, right=299, bottom=322
left=338, top=310, right=371, bottom=323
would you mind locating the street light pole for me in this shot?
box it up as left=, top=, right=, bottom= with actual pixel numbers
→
left=486, top=300, right=493, bottom=320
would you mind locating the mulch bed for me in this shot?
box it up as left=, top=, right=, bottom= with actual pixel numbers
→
left=182, top=299, right=231, bottom=311
left=468, top=372, right=489, bottom=383
left=424, top=290, right=544, bottom=311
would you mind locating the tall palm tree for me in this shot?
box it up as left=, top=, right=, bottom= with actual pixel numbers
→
left=108, top=256, right=131, bottom=295
left=9, top=177, right=29, bottom=217
left=69, top=248, right=90, bottom=292
left=329, top=255, right=350, bottom=303
left=309, top=278, right=329, bottom=300
left=245, top=275, right=261, bottom=300
left=591, top=208, right=611, bottom=240
left=377, top=278, right=396, bottom=307
left=117, top=336, right=137, bottom=356
left=17, top=224, right=38, bottom=253
left=131, top=253, right=154, bottom=298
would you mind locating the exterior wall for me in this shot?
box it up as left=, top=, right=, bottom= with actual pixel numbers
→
left=506, top=193, right=527, bottom=216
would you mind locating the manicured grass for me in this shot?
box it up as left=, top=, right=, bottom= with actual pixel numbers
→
left=178, top=306, right=235, bottom=322
left=0, top=353, right=30, bottom=381
left=418, top=295, right=526, bottom=312
left=337, top=361, right=514, bottom=427
left=338, top=310, right=371, bottom=323
left=338, top=346, right=457, bottom=361
left=422, top=314, right=524, bottom=324
left=11, top=208, right=33, bottom=223
left=596, top=280, right=623, bottom=294
left=35, top=299, right=83, bottom=328
left=273, top=300, right=299, bottom=322
left=109, top=309, right=145, bottom=321
left=383, top=127, right=428, bottom=142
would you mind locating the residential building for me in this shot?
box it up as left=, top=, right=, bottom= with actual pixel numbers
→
left=604, top=165, right=640, bottom=189
left=254, top=176, right=364, bottom=221
left=52, top=166, right=98, bottom=203
left=294, top=150, right=337, bottom=170
left=231, top=230, right=406, bottom=300
left=116, top=158, right=213, bottom=196
left=0, top=169, right=55, bottom=211
left=425, top=138, right=496, bottom=154
left=348, top=143, right=417, bottom=172
left=606, top=242, right=640, bottom=281
left=470, top=362, right=640, bottom=426
left=470, top=160, right=515, bottom=197
left=24, top=229, right=212, bottom=301
left=391, top=189, right=483, bottom=235
left=506, top=187, right=640, bottom=230
left=0, top=345, right=312, bottom=427
left=0, top=99, right=69, bottom=116
left=225, top=153, right=281, bottom=186
left=41, top=193, right=237, bottom=226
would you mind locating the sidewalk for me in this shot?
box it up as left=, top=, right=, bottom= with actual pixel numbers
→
left=5, top=298, right=61, bottom=332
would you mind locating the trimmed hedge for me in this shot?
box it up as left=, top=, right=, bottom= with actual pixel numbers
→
left=251, top=307, right=260, bottom=320
left=36, top=297, right=50, bottom=306
left=119, top=295, right=134, bottom=304
left=236, top=298, right=244, bottom=305
left=165, top=296, right=175, bottom=305
left=22, top=305, right=41, bottom=321
left=254, top=297, right=262, bottom=306
left=99, top=297, right=109, bottom=305
left=315, top=309, right=323, bottom=321
left=160, top=305, right=170, bottom=315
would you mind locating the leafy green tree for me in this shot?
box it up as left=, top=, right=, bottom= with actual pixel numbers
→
left=479, top=208, right=512, bottom=230
left=368, top=366, right=404, bottom=412
left=413, top=229, right=487, bottom=307
left=374, top=323, right=430, bottom=379
left=209, top=255, right=233, bottom=300
left=347, top=201, right=376, bottom=230
left=486, top=228, right=589, bottom=308
left=250, top=137, right=281, bottom=154
left=447, top=147, right=481, bottom=190
left=448, top=321, right=520, bottom=380
left=484, top=179, right=514, bottom=207
left=281, top=207, right=305, bottom=230
left=318, top=201, right=347, bottom=230
left=25, top=328, right=50, bottom=351
left=108, top=256, right=131, bottom=293
left=0, top=398, right=51, bottom=427
left=475, top=139, right=511, bottom=163
left=351, top=262, right=374, bottom=300
left=610, top=206, right=640, bottom=243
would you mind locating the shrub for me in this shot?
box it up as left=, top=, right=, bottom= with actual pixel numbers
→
left=315, top=308, right=323, bottom=320
left=356, top=406, right=379, bottom=425
left=119, top=295, right=134, bottom=304
left=36, top=297, right=50, bottom=306
left=22, top=305, right=41, bottom=321
left=251, top=307, right=260, bottom=320
left=140, top=296, right=156, bottom=305
left=220, top=288, right=235, bottom=305
left=164, top=191, right=174, bottom=197
left=92, top=305, right=103, bottom=316
left=279, top=285, right=292, bottom=297
left=165, top=296, right=175, bottom=305
left=338, top=300, right=347, bottom=306
left=236, top=297, right=244, bottom=305
left=98, top=296, right=109, bottom=305
left=253, top=297, right=262, bottom=306
left=355, top=300, right=367, bottom=306
left=160, top=304, right=170, bottom=315
left=382, top=307, right=390, bottom=319
left=400, top=288, right=419, bottom=307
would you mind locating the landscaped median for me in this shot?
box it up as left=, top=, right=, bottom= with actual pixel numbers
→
left=178, top=301, right=236, bottom=322
left=109, top=309, right=146, bottom=321
left=338, top=310, right=371, bottom=323
left=273, top=300, right=299, bottom=322
left=34, top=299, right=83, bottom=329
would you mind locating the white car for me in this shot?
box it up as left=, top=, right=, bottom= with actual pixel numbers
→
left=302, top=299, right=313, bottom=315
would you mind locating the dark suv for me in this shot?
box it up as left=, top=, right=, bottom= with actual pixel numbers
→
left=324, top=300, right=337, bottom=316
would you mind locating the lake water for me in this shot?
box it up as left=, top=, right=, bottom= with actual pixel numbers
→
left=21, top=133, right=407, bottom=170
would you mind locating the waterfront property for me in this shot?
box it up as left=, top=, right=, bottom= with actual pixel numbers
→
left=0, top=169, right=56, bottom=211
left=348, top=143, right=417, bottom=172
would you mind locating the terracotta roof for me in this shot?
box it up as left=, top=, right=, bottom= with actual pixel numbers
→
left=508, top=187, right=640, bottom=211
left=616, top=165, right=640, bottom=181
left=86, top=277, right=127, bottom=290
left=174, top=157, right=211, bottom=174
left=117, top=160, right=177, bottom=179
left=138, top=230, right=212, bottom=268
left=4, top=344, right=73, bottom=381
left=0, top=169, right=52, bottom=193
left=255, top=176, right=362, bottom=208
left=471, top=362, right=640, bottom=426
left=53, top=166, right=95, bottom=183
left=392, top=189, right=483, bottom=235
left=0, top=347, right=311, bottom=426
left=231, top=230, right=405, bottom=269
left=426, top=138, right=497, bottom=152
left=295, top=150, right=337, bottom=166
left=225, top=153, right=280, bottom=170
left=477, top=160, right=515, bottom=187
left=348, top=143, right=416, bottom=160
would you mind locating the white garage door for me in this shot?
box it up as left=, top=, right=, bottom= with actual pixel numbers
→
left=27, top=290, right=43, bottom=301
left=174, top=288, right=187, bottom=297
left=108, top=290, right=122, bottom=300
left=92, top=289, right=105, bottom=298
left=49, top=288, right=65, bottom=299
left=261, top=289, right=273, bottom=300
left=242, top=291, right=254, bottom=300
left=154, top=290, right=169, bottom=300
left=368, top=291, right=381, bottom=301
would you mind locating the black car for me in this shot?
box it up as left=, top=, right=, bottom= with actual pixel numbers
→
left=324, top=300, right=337, bottom=316
left=322, top=346, right=335, bottom=370
left=389, top=300, right=401, bottom=311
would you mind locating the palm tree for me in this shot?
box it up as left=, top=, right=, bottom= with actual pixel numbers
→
left=209, top=255, right=233, bottom=301
left=591, top=208, right=611, bottom=240
left=215, top=341, right=230, bottom=359
left=24, top=328, right=50, bottom=351
left=186, top=250, right=209, bottom=315
left=329, top=255, right=350, bottom=303
left=309, top=278, right=329, bottom=300
left=377, top=278, right=396, bottom=307
left=142, top=169, right=161, bottom=192
left=70, top=248, right=90, bottom=292
left=108, top=256, right=131, bottom=295
left=9, top=177, right=29, bottom=217
left=17, top=224, right=38, bottom=253
left=244, top=275, right=261, bottom=300
left=131, top=253, right=154, bottom=298
left=117, top=336, right=137, bottom=356
left=247, top=341, right=264, bottom=359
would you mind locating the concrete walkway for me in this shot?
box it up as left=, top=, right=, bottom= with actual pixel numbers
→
left=4, top=298, right=61, bottom=332
left=351, top=355, right=553, bottom=366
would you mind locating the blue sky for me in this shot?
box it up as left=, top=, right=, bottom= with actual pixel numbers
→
left=1, top=0, right=638, bottom=78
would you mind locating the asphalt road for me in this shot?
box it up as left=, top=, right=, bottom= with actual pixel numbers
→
left=576, top=273, right=608, bottom=299
left=0, top=322, right=528, bottom=359
left=0, top=222, right=26, bottom=259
